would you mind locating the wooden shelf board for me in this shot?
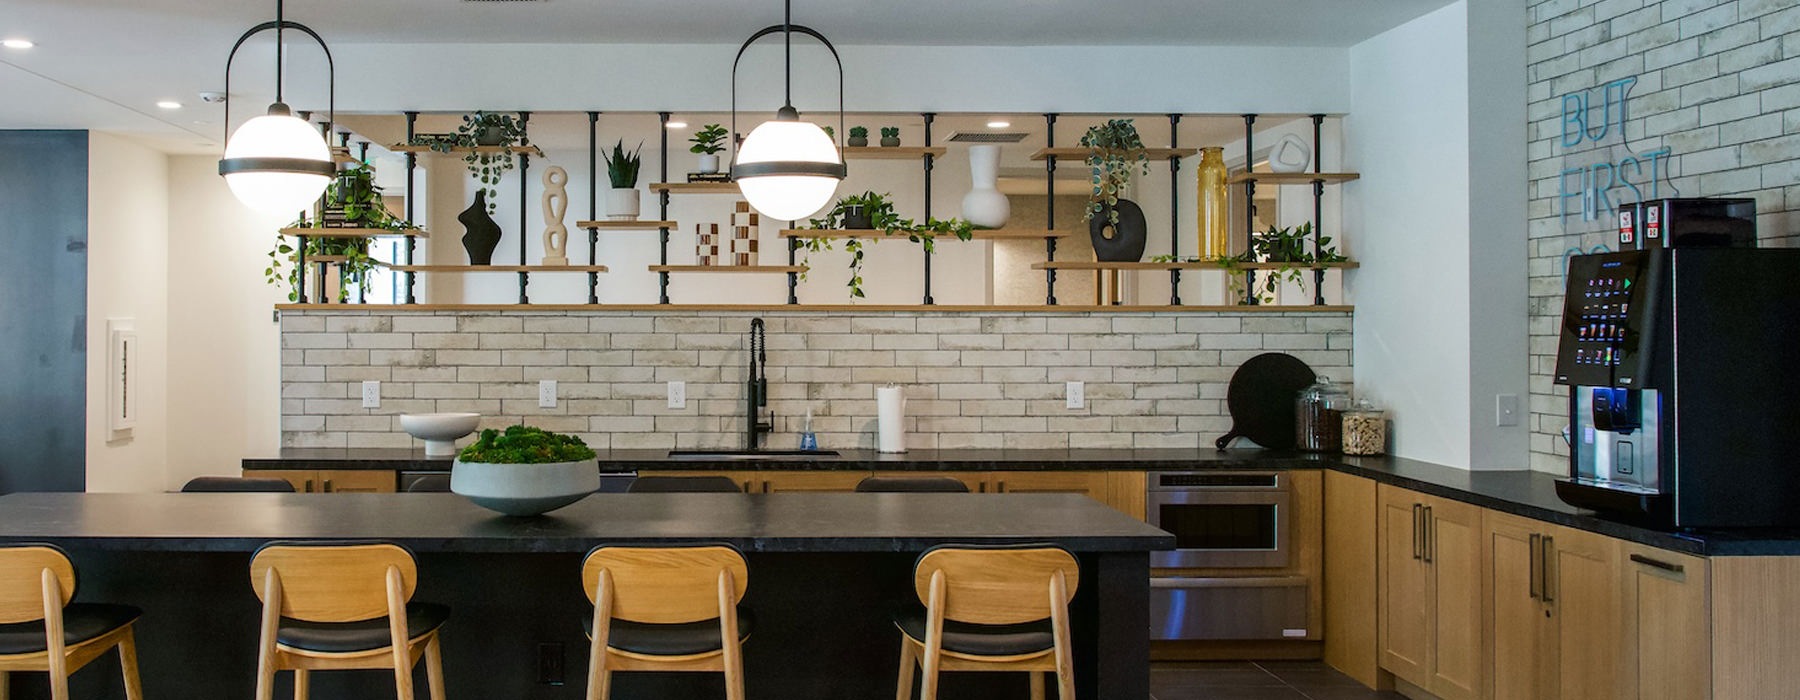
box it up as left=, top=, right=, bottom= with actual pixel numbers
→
left=388, top=144, right=546, bottom=157
left=650, top=265, right=807, bottom=274
left=1235, top=261, right=1359, bottom=270
left=331, top=147, right=358, bottom=164
left=777, top=229, right=1074, bottom=240
left=1029, top=147, right=1199, bottom=162
left=279, top=303, right=1356, bottom=314
left=281, top=227, right=428, bottom=238
left=842, top=146, right=947, bottom=160
left=1229, top=172, right=1361, bottom=185
left=649, top=182, right=740, bottom=194
left=1031, top=260, right=1359, bottom=271
left=575, top=221, right=678, bottom=230
left=305, top=255, right=355, bottom=264
left=388, top=265, right=609, bottom=273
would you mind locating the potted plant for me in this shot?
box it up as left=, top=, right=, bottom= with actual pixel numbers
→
left=416, top=112, right=529, bottom=215
left=1079, top=118, right=1150, bottom=226
left=267, top=163, right=411, bottom=302
left=836, top=191, right=888, bottom=230
left=1214, top=222, right=1349, bottom=304
left=690, top=123, right=728, bottom=175
left=800, top=191, right=976, bottom=298
left=603, top=140, right=643, bottom=220
left=847, top=126, right=869, bottom=148
left=879, top=127, right=901, bottom=147
left=451, top=425, right=600, bottom=517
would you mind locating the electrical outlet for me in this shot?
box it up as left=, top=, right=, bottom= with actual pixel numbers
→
left=537, top=642, right=565, bottom=685
left=361, top=381, right=380, bottom=409
left=1065, top=381, right=1085, bottom=409
left=1496, top=394, right=1520, bottom=427
left=667, top=381, right=686, bottom=409
left=538, top=380, right=557, bottom=408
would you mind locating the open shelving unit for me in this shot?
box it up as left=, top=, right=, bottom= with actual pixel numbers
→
left=1235, top=114, right=1359, bottom=305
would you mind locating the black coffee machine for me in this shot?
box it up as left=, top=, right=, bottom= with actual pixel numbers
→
left=1554, top=201, right=1800, bottom=528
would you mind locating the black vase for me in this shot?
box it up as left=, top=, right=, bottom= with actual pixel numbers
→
left=460, top=191, right=502, bottom=265
left=1089, top=198, right=1148, bottom=262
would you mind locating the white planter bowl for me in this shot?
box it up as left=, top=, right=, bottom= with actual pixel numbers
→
left=606, top=188, right=640, bottom=220
left=399, top=413, right=481, bottom=457
left=451, top=459, right=599, bottom=517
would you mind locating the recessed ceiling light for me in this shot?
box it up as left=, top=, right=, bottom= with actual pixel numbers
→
left=157, top=100, right=183, bottom=110
left=666, top=121, right=689, bottom=129
left=987, top=120, right=1011, bottom=129
left=1, top=39, right=34, bottom=49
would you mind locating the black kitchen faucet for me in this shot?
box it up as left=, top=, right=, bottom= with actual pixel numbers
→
left=745, top=318, right=772, bottom=449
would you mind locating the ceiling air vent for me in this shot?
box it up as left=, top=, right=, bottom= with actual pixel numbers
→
left=947, top=131, right=1030, bottom=144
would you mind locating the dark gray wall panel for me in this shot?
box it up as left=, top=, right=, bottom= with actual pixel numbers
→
left=0, top=130, right=88, bottom=493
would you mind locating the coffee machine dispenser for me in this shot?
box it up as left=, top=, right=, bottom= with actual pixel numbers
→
left=1553, top=246, right=1800, bottom=528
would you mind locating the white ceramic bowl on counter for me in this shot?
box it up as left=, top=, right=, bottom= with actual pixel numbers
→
left=399, top=413, right=482, bottom=457
left=450, top=459, right=600, bottom=517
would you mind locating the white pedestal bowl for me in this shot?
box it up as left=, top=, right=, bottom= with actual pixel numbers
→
left=451, top=459, right=600, bottom=517
left=399, top=413, right=482, bottom=457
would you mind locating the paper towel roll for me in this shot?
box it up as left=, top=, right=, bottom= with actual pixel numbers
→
left=877, top=386, right=907, bottom=453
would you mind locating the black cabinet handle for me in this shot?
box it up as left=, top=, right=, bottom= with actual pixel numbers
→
left=1529, top=533, right=1542, bottom=600
left=1541, top=535, right=1556, bottom=603
left=1629, top=553, right=1685, bottom=574
left=1422, top=506, right=1434, bottom=564
left=1411, top=504, right=1422, bottom=560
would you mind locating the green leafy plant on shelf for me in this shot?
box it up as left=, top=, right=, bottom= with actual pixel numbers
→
left=1150, top=223, right=1349, bottom=305
left=799, top=191, right=978, bottom=298
left=602, top=140, right=644, bottom=188
left=410, top=112, right=530, bottom=214
left=267, top=163, right=414, bottom=302
left=688, top=124, right=728, bottom=155
left=457, top=425, right=597, bottom=464
left=1079, top=119, right=1151, bottom=226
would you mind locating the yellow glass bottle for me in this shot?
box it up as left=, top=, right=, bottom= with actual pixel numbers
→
left=1196, top=147, right=1230, bottom=260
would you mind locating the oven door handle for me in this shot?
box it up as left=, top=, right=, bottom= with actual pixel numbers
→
left=1151, top=576, right=1309, bottom=589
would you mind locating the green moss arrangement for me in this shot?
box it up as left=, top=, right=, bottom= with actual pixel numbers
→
left=457, top=425, right=597, bottom=464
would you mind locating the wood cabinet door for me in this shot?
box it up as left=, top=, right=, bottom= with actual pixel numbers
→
left=1544, top=525, right=1622, bottom=700
left=757, top=471, right=869, bottom=493
left=1619, top=544, right=1710, bottom=700
left=317, top=470, right=396, bottom=493
left=1424, top=496, right=1483, bottom=700
left=249, top=470, right=320, bottom=493
left=1377, top=485, right=1432, bottom=687
left=986, top=471, right=1110, bottom=500
left=1484, top=512, right=1554, bottom=700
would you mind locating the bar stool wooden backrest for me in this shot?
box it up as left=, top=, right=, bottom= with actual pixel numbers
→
left=249, top=542, right=444, bottom=700
left=904, top=545, right=1080, bottom=700
left=581, top=545, right=750, bottom=700
left=0, top=544, right=143, bottom=700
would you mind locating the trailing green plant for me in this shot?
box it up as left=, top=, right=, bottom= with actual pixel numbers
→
left=457, top=425, right=597, bottom=464
left=602, top=140, right=644, bottom=189
left=414, top=112, right=531, bottom=214
left=1220, top=223, right=1349, bottom=304
left=879, top=127, right=900, bottom=139
left=689, top=124, right=728, bottom=155
left=799, top=191, right=977, bottom=298
left=848, top=126, right=869, bottom=139
left=267, top=164, right=413, bottom=302
left=1079, top=119, right=1150, bottom=225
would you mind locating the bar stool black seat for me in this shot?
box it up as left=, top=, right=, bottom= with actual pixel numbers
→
left=855, top=476, right=970, bottom=493
left=405, top=474, right=453, bottom=493
left=180, top=476, right=297, bottom=493
left=627, top=476, right=743, bottom=493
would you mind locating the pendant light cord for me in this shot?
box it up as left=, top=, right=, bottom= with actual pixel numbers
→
left=274, top=0, right=284, bottom=103
left=783, top=0, right=792, bottom=108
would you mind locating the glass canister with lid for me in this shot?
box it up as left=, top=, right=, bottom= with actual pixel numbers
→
left=1295, top=377, right=1352, bottom=452
left=1341, top=400, right=1389, bottom=456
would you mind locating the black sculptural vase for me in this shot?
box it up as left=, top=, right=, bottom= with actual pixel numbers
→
left=460, top=190, right=502, bottom=265
left=1089, top=198, right=1148, bottom=262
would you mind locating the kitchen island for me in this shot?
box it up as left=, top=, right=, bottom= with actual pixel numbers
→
left=0, top=492, right=1171, bottom=700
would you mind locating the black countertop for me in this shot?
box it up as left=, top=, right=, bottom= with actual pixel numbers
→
left=244, top=448, right=1800, bottom=557
left=0, top=492, right=1173, bottom=554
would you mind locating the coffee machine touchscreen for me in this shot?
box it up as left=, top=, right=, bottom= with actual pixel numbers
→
left=1554, top=251, right=1657, bottom=388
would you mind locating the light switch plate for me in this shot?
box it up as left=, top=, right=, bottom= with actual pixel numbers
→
left=361, top=381, right=381, bottom=409
left=1066, top=381, right=1085, bottom=409
left=539, top=380, right=558, bottom=408
left=667, top=381, right=686, bottom=409
left=1496, top=394, right=1520, bottom=427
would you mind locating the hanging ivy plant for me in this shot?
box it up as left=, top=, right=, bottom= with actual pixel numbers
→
left=267, top=163, right=414, bottom=302
left=1152, top=222, right=1349, bottom=304
left=411, top=112, right=529, bottom=214
left=798, top=191, right=977, bottom=298
left=1079, top=119, right=1151, bottom=225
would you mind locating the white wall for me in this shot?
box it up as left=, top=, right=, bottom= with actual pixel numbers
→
left=85, top=133, right=170, bottom=492
left=163, top=156, right=288, bottom=486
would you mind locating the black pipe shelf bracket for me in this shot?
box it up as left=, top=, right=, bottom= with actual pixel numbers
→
left=403, top=111, right=418, bottom=304
left=1242, top=113, right=1258, bottom=306
left=1311, top=114, right=1327, bottom=306
left=517, top=111, right=533, bottom=305
left=921, top=112, right=936, bottom=306
left=1044, top=113, right=1059, bottom=307
left=1168, top=113, right=1183, bottom=307
left=588, top=111, right=602, bottom=305
left=658, top=111, right=672, bottom=304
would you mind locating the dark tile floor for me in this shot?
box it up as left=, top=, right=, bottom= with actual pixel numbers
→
left=1151, top=661, right=1405, bottom=700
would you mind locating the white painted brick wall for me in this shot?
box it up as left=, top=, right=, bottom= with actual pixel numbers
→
left=1528, top=0, right=1800, bottom=470
left=281, top=310, right=1353, bottom=452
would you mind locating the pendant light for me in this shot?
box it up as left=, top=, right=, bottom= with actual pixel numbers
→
left=730, top=0, right=846, bottom=222
left=217, top=0, right=337, bottom=215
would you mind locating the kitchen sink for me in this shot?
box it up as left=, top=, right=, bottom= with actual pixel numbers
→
left=665, top=449, right=841, bottom=461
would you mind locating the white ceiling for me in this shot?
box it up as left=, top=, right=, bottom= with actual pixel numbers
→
left=0, top=0, right=1454, bottom=152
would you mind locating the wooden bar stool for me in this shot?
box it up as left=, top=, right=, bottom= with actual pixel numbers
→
left=893, top=545, right=1079, bottom=700
left=581, top=544, right=751, bottom=700
left=249, top=542, right=449, bottom=700
left=0, top=544, right=142, bottom=700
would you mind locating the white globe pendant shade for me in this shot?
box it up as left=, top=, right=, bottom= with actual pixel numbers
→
left=733, top=119, right=843, bottom=222
left=220, top=111, right=334, bottom=215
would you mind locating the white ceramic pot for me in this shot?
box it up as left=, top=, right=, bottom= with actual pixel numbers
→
left=451, top=459, right=600, bottom=517
left=960, top=145, right=1011, bottom=229
left=1268, top=134, right=1312, bottom=173
left=606, top=188, right=640, bottom=220
left=697, top=154, right=721, bottom=174
left=398, top=413, right=481, bottom=457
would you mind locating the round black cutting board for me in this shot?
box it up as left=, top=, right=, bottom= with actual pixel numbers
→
left=1216, top=352, right=1317, bottom=450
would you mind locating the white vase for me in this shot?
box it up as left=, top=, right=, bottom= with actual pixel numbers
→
left=451, top=459, right=599, bottom=517
left=697, top=154, right=721, bottom=174
left=606, top=188, right=640, bottom=220
left=961, top=145, right=1010, bottom=229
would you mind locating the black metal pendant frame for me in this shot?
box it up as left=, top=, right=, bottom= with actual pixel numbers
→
left=728, top=0, right=848, bottom=185
left=217, top=0, right=336, bottom=179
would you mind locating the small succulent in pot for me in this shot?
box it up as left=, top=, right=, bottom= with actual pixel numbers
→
left=602, top=140, right=644, bottom=220
left=848, top=126, right=869, bottom=147
left=689, top=124, right=728, bottom=174
left=879, top=126, right=901, bottom=147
